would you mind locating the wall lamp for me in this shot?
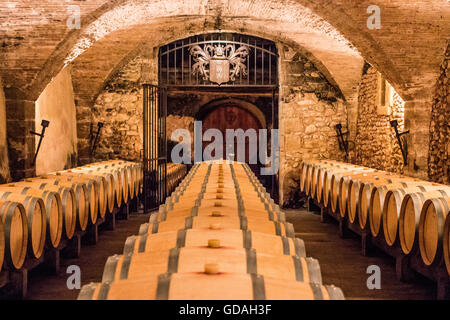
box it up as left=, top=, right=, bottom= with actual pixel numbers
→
left=390, top=120, right=409, bottom=165
left=91, top=122, right=104, bottom=157
left=30, top=120, right=50, bottom=165
left=335, top=123, right=350, bottom=158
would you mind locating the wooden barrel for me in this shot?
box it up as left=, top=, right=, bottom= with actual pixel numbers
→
left=72, top=169, right=115, bottom=213
left=0, top=186, right=62, bottom=249
left=329, top=168, right=373, bottom=215
left=93, top=167, right=123, bottom=207
left=93, top=163, right=129, bottom=204
left=139, top=215, right=295, bottom=238
left=126, top=229, right=305, bottom=257
left=0, top=200, right=28, bottom=269
left=78, top=273, right=344, bottom=300
left=61, top=171, right=107, bottom=219
left=444, top=213, right=450, bottom=275
left=37, top=178, right=89, bottom=232
left=357, top=178, right=407, bottom=230
left=368, top=181, right=431, bottom=237
left=159, top=205, right=285, bottom=223
left=0, top=192, right=46, bottom=259
left=419, top=197, right=450, bottom=266
left=312, top=162, right=347, bottom=201
left=102, top=248, right=322, bottom=284
left=15, top=181, right=77, bottom=240
left=52, top=173, right=99, bottom=225
left=336, top=171, right=379, bottom=218
left=382, top=185, right=450, bottom=246
left=399, top=190, right=450, bottom=255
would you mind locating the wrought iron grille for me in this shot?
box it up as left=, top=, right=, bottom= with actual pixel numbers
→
left=143, top=84, right=167, bottom=212
left=159, top=33, right=279, bottom=87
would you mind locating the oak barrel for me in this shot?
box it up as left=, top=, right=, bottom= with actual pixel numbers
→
left=399, top=190, right=450, bottom=255
left=0, top=191, right=46, bottom=258
left=0, top=200, right=28, bottom=269
left=102, top=248, right=322, bottom=284
left=382, top=185, right=450, bottom=246
left=139, top=215, right=295, bottom=238
left=418, top=197, right=450, bottom=265
left=125, top=229, right=305, bottom=257
left=78, top=273, right=344, bottom=300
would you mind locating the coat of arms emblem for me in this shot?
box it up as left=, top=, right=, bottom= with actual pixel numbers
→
left=190, top=44, right=250, bottom=85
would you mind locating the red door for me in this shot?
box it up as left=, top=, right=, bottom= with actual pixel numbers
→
left=201, top=105, right=261, bottom=163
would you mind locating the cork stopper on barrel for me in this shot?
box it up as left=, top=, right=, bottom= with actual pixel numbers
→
left=209, top=223, right=221, bottom=230
left=211, top=211, right=223, bottom=217
left=204, top=263, right=219, bottom=275
left=216, top=194, right=224, bottom=199
left=208, top=239, right=221, bottom=248
left=217, top=188, right=224, bottom=194
left=214, top=201, right=223, bottom=207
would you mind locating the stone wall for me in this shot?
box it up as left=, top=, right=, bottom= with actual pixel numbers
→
left=353, top=65, right=405, bottom=174
left=35, top=67, right=78, bottom=175
left=428, top=44, right=449, bottom=184
left=0, top=76, right=11, bottom=183
left=279, top=46, right=348, bottom=207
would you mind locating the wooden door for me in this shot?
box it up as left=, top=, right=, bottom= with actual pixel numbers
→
left=202, top=105, right=261, bottom=163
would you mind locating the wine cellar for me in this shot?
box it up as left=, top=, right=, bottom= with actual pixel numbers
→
left=0, top=0, right=449, bottom=302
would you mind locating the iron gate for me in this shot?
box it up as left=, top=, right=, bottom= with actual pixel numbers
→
left=143, top=84, right=167, bottom=213
left=143, top=33, right=280, bottom=209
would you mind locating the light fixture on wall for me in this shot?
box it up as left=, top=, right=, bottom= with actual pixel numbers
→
left=30, top=119, right=50, bottom=165
left=390, top=120, right=409, bottom=165
left=91, top=122, right=104, bottom=157
left=335, top=124, right=350, bottom=159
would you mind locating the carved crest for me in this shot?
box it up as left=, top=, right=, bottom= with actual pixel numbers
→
left=190, top=44, right=250, bottom=85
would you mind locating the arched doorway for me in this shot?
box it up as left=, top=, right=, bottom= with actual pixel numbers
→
left=201, top=104, right=262, bottom=164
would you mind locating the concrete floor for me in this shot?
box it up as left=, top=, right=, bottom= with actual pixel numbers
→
left=22, top=208, right=436, bottom=300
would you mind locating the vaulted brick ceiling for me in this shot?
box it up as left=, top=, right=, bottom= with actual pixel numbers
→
left=0, top=0, right=448, bottom=104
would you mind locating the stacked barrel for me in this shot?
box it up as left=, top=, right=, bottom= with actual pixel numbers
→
left=300, top=159, right=450, bottom=277
left=79, top=161, right=344, bottom=300
left=0, top=160, right=186, bottom=280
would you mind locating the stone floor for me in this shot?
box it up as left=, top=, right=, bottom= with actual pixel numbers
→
left=21, top=207, right=436, bottom=300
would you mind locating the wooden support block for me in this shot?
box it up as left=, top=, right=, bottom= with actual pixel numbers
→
left=44, top=248, right=60, bottom=275
left=436, top=277, right=450, bottom=300
left=3, top=269, right=28, bottom=299
left=103, top=210, right=116, bottom=231
left=338, top=216, right=347, bottom=238
left=62, top=234, right=82, bottom=259
left=118, top=202, right=130, bottom=220
left=360, top=231, right=371, bottom=257
left=83, top=222, right=99, bottom=245
left=320, top=206, right=329, bottom=223
left=395, top=254, right=415, bottom=282
left=130, top=197, right=139, bottom=213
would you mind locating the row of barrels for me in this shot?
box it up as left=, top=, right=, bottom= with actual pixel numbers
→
left=79, top=161, right=345, bottom=300
left=0, top=160, right=187, bottom=273
left=0, top=160, right=145, bottom=272
left=300, top=159, right=450, bottom=275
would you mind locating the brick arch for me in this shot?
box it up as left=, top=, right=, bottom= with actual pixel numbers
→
left=29, top=0, right=366, bottom=103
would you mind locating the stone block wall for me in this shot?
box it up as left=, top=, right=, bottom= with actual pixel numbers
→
left=428, top=44, right=449, bottom=184
left=353, top=65, right=405, bottom=174
left=279, top=46, right=348, bottom=207
left=4, top=90, right=36, bottom=181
